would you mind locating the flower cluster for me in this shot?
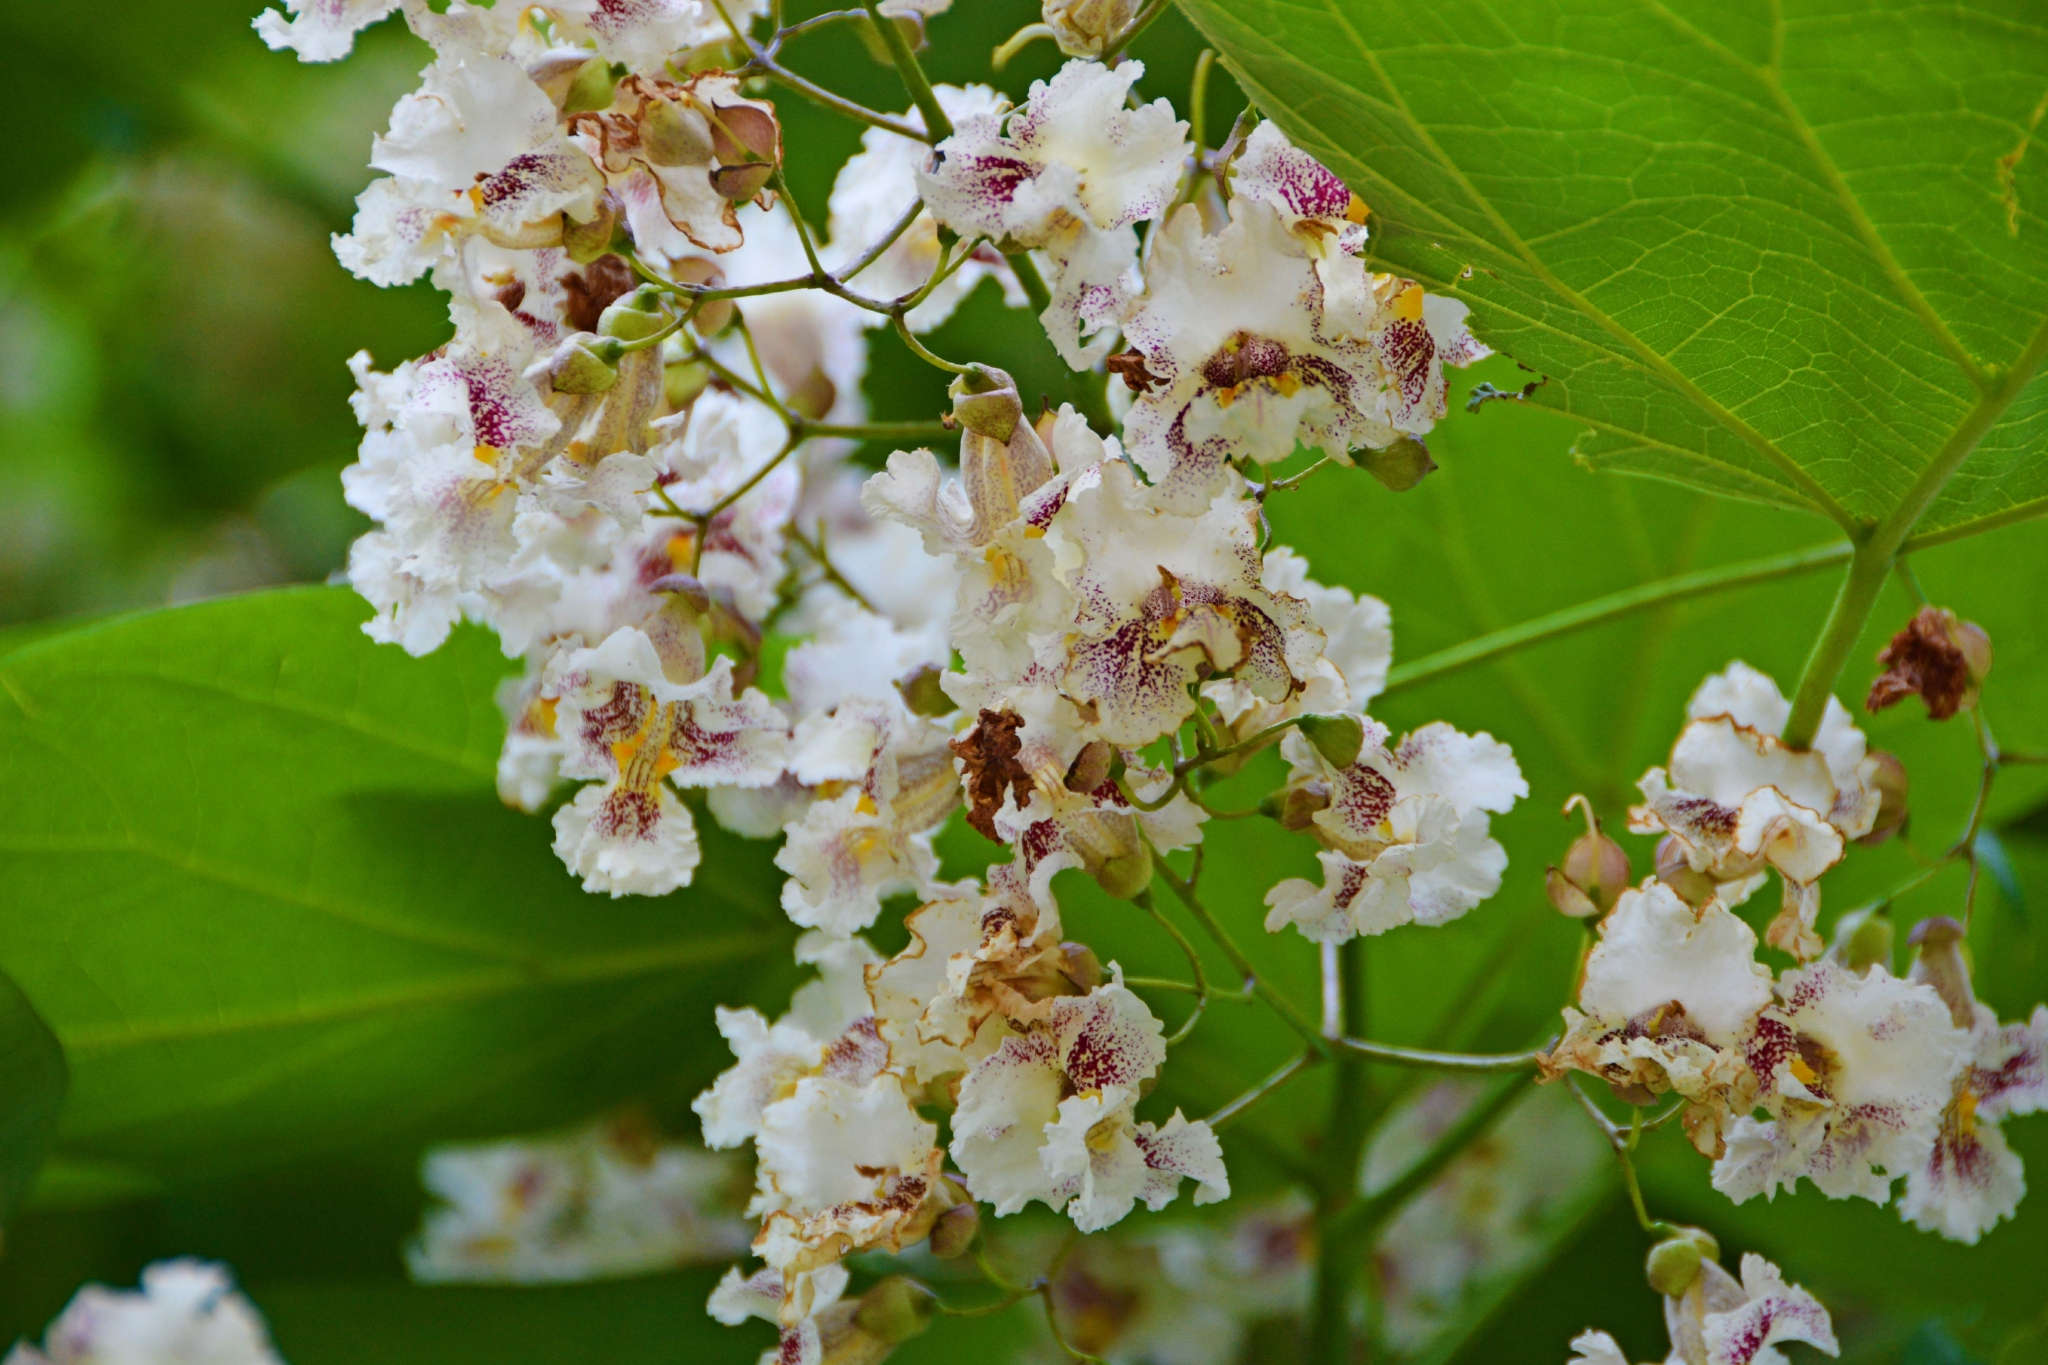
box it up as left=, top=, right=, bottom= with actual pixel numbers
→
left=5, top=1261, right=286, bottom=1365
left=1544, top=662, right=2048, bottom=1244
left=406, top=1115, right=751, bottom=1282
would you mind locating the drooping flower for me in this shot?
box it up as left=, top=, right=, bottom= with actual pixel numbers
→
left=1711, top=958, right=1969, bottom=1205
left=545, top=626, right=788, bottom=896
left=1543, top=880, right=1772, bottom=1156
left=918, top=60, right=1189, bottom=367
left=1568, top=1251, right=1836, bottom=1365
left=407, top=1116, right=748, bottom=1282
left=1630, top=662, right=1886, bottom=960
left=949, top=974, right=1228, bottom=1231
left=1895, top=917, right=2048, bottom=1243
left=7, top=1261, right=286, bottom=1365
left=1265, top=720, right=1525, bottom=943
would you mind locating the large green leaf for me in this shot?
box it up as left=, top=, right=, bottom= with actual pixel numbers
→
left=0, top=588, right=794, bottom=1180
left=0, top=968, right=66, bottom=1224
left=1176, top=0, right=2048, bottom=537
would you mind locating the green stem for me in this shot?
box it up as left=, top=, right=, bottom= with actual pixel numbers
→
left=1205, top=1049, right=1318, bottom=1129
left=1310, top=939, right=1373, bottom=1365
left=1152, top=855, right=1330, bottom=1058
left=1327, top=1035, right=1545, bottom=1072
left=1781, top=312, right=2048, bottom=747
left=797, top=419, right=954, bottom=442
left=1332, top=1070, right=1535, bottom=1244
left=1381, top=541, right=1852, bottom=697
left=1133, top=890, right=1212, bottom=1045
left=862, top=0, right=953, bottom=140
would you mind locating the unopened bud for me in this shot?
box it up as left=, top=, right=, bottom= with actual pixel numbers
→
left=709, top=103, right=779, bottom=165
left=1086, top=838, right=1153, bottom=901
left=1043, top=0, right=1141, bottom=56
left=853, top=1278, right=937, bottom=1347
left=1828, top=904, right=1895, bottom=974
left=897, top=663, right=955, bottom=717
left=1560, top=838, right=1630, bottom=915
left=641, top=96, right=714, bottom=165
left=664, top=257, right=733, bottom=336
left=1266, top=780, right=1330, bottom=832
left=929, top=1202, right=980, bottom=1260
left=1297, top=712, right=1365, bottom=770
left=1855, top=751, right=1910, bottom=846
left=567, top=57, right=626, bottom=114
left=1358, top=436, right=1436, bottom=492
left=949, top=365, right=1024, bottom=441
left=1655, top=836, right=1719, bottom=907
left=598, top=285, right=669, bottom=341
left=1065, top=740, right=1114, bottom=794
left=1546, top=866, right=1600, bottom=919
left=710, top=161, right=775, bottom=202
left=664, top=359, right=710, bottom=408
left=1057, top=941, right=1104, bottom=991
left=1907, top=915, right=1976, bottom=1028
left=1645, top=1237, right=1704, bottom=1297
left=534, top=333, right=624, bottom=394
left=563, top=196, right=623, bottom=264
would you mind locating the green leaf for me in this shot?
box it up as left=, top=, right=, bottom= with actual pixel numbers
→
left=1176, top=0, right=2048, bottom=538
left=0, top=587, right=794, bottom=1180
left=0, top=966, right=67, bottom=1223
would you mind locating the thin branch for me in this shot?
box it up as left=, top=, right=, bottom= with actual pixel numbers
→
left=789, top=523, right=878, bottom=613
left=1380, top=541, right=1852, bottom=697
left=1328, top=1070, right=1534, bottom=1242
left=1133, top=889, right=1213, bottom=1045
left=1205, top=1050, right=1318, bottom=1129
left=861, top=0, right=953, bottom=141
left=1098, top=0, right=1173, bottom=62
left=1152, top=851, right=1330, bottom=1058
left=1328, top=1034, right=1548, bottom=1073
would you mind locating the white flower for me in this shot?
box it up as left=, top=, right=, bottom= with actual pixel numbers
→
left=776, top=697, right=961, bottom=935
left=406, top=1118, right=748, bottom=1283
left=1207, top=546, right=1391, bottom=732
left=1895, top=923, right=2048, bottom=1242
left=1631, top=662, right=1885, bottom=960
left=8, top=1261, right=285, bottom=1365
left=1228, top=122, right=1369, bottom=259
left=1543, top=881, right=1770, bottom=1154
left=706, top=1261, right=850, bottom=1365
left=545, top=629, right=788, bottom=896
left=1121, top=196, right=1487, bottom=513
left=1265, top=720, right=1525, bottom=943
left=918, top=60, right=1189, bottom=366
left=552, top=0, right=759, bottom=74
left=1042, top=457, right=1325, bottom=748
left=949, top=976, right=1227, bottom=1231
left=780, top=609, right=950, bottom=720
left=1569, top=1252, right=1836, bottom=1365
left=826, top=86, right=1021, bottom=333
left=1712, top=960, right=1969, bottom=1205
left=495, top=668, right=568, bottom=812
left=650, top=388, right=800, bottom=624
left=253, top=0, right=399, bottom=62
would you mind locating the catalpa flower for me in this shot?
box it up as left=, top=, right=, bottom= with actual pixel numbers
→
left=545, top=626, right=788, bottom=897
left=707, top=1260, right=852, bottom=1365
left=9, top=1260, right=286, bottom=1365
left=1041, top=456, right=1325, bottom=749
left=569, top=74, right=780, bottom=262
left=777, top=696, right=962, bottom=935
left=1543, top=880, right=1771, bottom=1156
left=1265, top=720, right=1525, bottom=943
left=1206, top=545, right=1392, bottom=736
left=826, top=85, right=1020, bottom=333
left=1631, top=662, right=1887, bottom=960
left=407, top=1117, right=748, bottom=1283
left=1119, top=195, right=1486, bottom=513
left=1896, top=917, right=2048, bottom=1243
left=949, top=974, right=1228, bottom=1232
left=1229, top=121, right=1370, bottom=260
left=866, top=863, right=1083, bottom=1085
left=918, top=60, right=1189, bottom=366
left=1569, top=1252, right=1836, bottom=1365
left=1712, top=959, right=1969, bottom=1205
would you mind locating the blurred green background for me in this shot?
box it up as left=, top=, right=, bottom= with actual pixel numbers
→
left=2, top=3, right=2046, bottom=1364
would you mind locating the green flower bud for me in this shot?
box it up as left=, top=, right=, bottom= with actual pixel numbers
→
left=1546, top=866, right=1600, bottom=919
left=1064, top=740, right=1115, bottom=794
left=1296, top=712, right=1365, bottom=769
left=1828, top=904, right=1895, bottom=974
left=598, top=286, right=670, bottom=341
left=1265, top=780, right=1330, bottom=832
left=709, top=103, right=780, bottom=165
left=710, top=161, right=774, bottom=203
left=1907, top=915, right=1977, bottom=1028
left=1358, top=436, right=1437, bottom=492
left=896, top=663, right=955, bottom=717
left=562, top=57, right=625, bottom=115
left=949, top=365, right=1024, bottom=442
left=640, top=96, right=714, bottom=166
left=852, top=1278, right=938, bottom=1347
left=1057, top=941, right=1104, bottom=992
left=664, top=359, right=710, bottom=409
left=928, top=1202, right=980, bottom=1260
left=1645, top=1236, right=1704, bottom=1297
left=562, top=196, right=623, bottom=265
left=539, top=333, right=625, bottom=394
